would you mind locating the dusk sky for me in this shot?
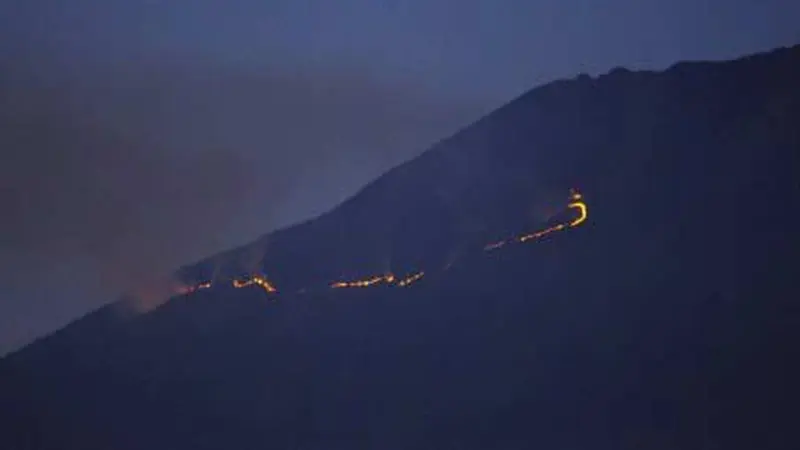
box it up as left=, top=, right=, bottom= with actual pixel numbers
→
left=1, top=0, right=798, bottom=354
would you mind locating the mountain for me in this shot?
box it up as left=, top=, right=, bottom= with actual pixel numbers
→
left=1, top=44, right=799, bottom=450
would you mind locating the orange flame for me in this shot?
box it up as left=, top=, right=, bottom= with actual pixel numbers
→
left=488, top=189, right=588, bottom=246
left=232, top=275, right=278, bottom=293
left=331, top=274, right=395, bottom=289
left=176, top=280, right=212, bottom=296
left=567, top=200, right=587, bottom=227
left=331, top=271, right=425, bottom=289
left=397, top=271, right=425, bottom=287
left=232, top=279, right=251, bottom=288
left=252, top=276, right=278, bottom=293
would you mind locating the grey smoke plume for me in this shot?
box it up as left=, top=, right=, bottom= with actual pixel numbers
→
left=0, top=59, right=487, bottom=353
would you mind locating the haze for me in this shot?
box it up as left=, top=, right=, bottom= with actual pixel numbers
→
left=1, top=0, right=798, bottom=354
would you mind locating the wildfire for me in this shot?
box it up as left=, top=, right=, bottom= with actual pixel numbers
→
left=331, top=271, right=425, bottom=289
left=568, top=201, right=587, bottom=227
left=518, top=223, right=567, bottom=243
left=397, top=271, right=424, bottom=287
left=178, top=280, right=213, bottom=295
left=233, top=275, right=277, bottom=293
left=178, top=189, right=587, bottom=299
left=489, top=190, right=588, bottom=246
left=331, top=274, right=395, bottom=289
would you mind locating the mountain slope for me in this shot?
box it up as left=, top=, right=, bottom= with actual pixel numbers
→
left=1, top=44, right=799, bottom=450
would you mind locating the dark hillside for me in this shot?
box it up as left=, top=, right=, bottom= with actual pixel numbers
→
left=1, top=44, right=798, bottom=450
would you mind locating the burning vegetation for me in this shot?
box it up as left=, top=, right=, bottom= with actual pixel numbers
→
left=486, top=189, right=587, bottom=249
left=232, top=275, right=278, bottom=293
left=330, top=271, right=425, bottom=289
left=177, top=189, right=588, bottom=298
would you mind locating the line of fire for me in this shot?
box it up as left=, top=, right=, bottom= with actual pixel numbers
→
left=484, top=189, right=587, bottom=250
left=179, top=189, right=588, bottom=298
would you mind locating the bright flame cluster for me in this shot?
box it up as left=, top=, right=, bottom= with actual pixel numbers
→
left=331, top=271, right=425, bottom=289
left=485, top=189, right=588, bottom=249
left=232, top=275, right=278, bottom=293
left=397, top=271, right=425, bottom=287
left=179, top=189, right=587, bottom=298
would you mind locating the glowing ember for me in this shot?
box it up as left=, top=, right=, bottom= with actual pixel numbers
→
left=232, top=275, right=278, bottom=293
left=252, top=276, right=278, bottom=293
left=177, top=280, right=213, bottom=295
left=331, top=274, right=395, bottom=289
left=232, top=279, right=251, bottom=288
left=518, top=223, right=567, bottom=243
left=397, top=271, right=425, bottom=287
left=330, top=271, right=425, bottom=289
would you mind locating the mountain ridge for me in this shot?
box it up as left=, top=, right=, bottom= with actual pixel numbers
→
left=3, top=41, right=798, bottom=358
left=1, top=43, right=799, bottom=449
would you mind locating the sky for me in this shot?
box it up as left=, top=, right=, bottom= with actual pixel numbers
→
left=1, top=0, right=799, bottom=355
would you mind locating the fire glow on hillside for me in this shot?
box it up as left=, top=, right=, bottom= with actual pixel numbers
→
left=179, top=189, right=588, bottom=297
left=331, top=271, right=425, bottom=289
left=486, top=189, right=587, bottom=249
left=232, top=276, right=277, bottom=293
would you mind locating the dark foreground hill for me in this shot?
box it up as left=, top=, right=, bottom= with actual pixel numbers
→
left=1, top=45, right=799, bottom=450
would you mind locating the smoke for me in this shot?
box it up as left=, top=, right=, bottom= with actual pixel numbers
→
left=120, top=275, right=191, bottom=314
left=0, top=57, right=487, bottom=353
left=241, top=236, right=271, bottom=276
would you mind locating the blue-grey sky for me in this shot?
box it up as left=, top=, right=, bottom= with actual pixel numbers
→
left=4, top=1, right=800, bottom=100
left=1, top=0, right=798, bottom=354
